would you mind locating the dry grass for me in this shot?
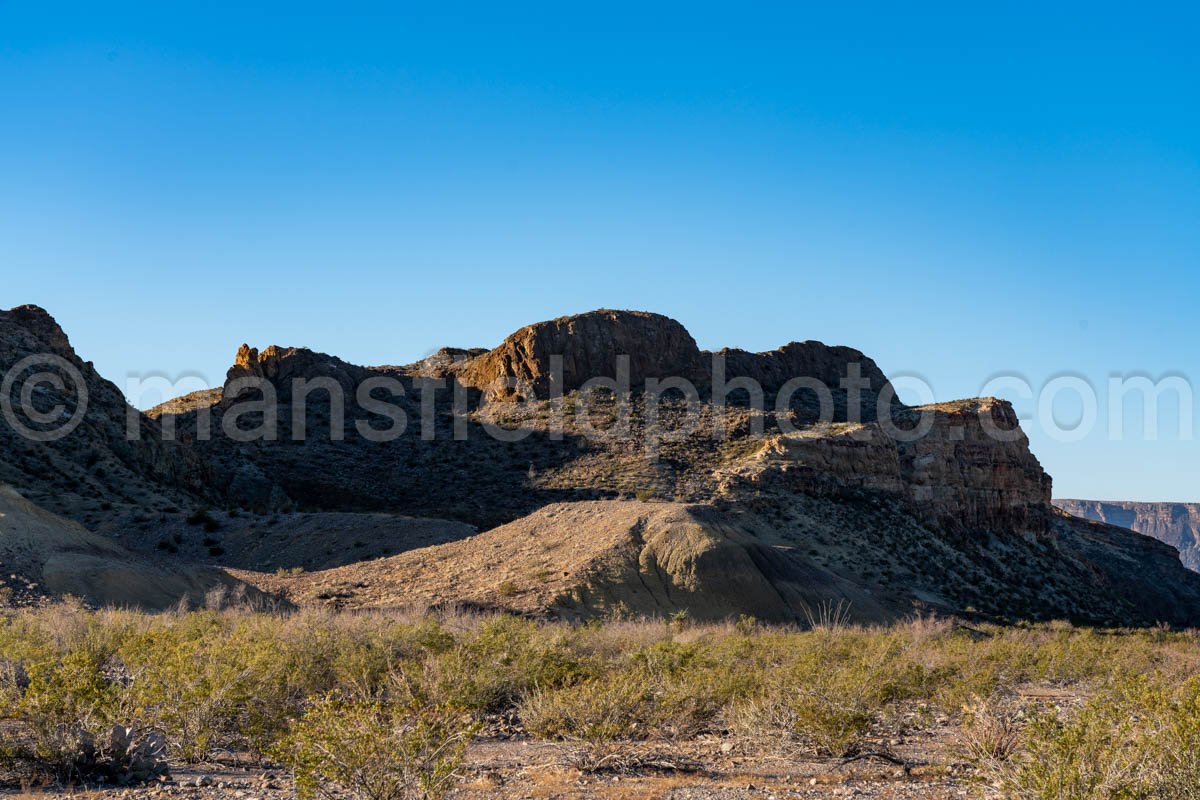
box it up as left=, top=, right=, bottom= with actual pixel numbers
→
left=956, top=693, right=1022, bottom=763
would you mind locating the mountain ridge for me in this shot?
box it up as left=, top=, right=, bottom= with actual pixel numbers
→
left=3, top=303, right=1199, bottom=625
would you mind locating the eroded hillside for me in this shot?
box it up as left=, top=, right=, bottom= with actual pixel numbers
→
left=1055, top=498, right=1200, bottom=570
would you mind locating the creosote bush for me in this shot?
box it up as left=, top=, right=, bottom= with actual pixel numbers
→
left=3, top=604, right=1200, bottom=793
left=277, top=696, right=477, bottom=800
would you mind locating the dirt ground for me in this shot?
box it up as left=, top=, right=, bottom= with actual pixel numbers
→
left=1, top=718, right=981, bottom=799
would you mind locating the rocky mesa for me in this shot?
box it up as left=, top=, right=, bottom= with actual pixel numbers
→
left=3, top=304, right=1199, bottom=625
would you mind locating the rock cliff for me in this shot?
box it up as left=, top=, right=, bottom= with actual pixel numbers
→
left=455, top=309, right=706, bottom=399
left=451, top=309, right=895, bottom=409
left=712, top=340, right=893, bottom=398
left=718, top=398, right=1051, bottom=534
left=225, top=345, right=371, bottom=402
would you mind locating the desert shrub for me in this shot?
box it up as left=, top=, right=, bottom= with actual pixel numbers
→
left=632, top=640, right=749, bottom=736
left=520, top=674, right=651, bottom=742
left=4, top=642, right=166, bottom=783
left=23, top=648, right=118, bottom=751
left=8, top=603, right=1200, bottom=790
left=1138, top=676, right=1200, bottom=799
left=422, top=617, right=586, bottom=714
left=956, top=693, right=1022, bottom=764
left=278, top=695, right=477, bottom=800
left=1031, top=626, right=1148, bottom=685
left=113, top=611, right=472, bottom=762
left=767, top=681, right=873, bottom=757
left=995, top=678, right=1149, bottom=800
left=118, top=614, right=299, bottom=761
left=186, top=508, right=221, bottom=532
left=520, top=637, right=745, bottom=743
left=725, top=630, right=918, bottom=757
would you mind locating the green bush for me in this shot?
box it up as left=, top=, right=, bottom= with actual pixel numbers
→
left=278, top=695, right=477, bottom=800
left=421, top=617, right=586, bottom=714
left=996, top=688, right=1145, bottom=799
left=1, top=641, right=167, bottom=783
left=520, top=674, right=650, bottom=743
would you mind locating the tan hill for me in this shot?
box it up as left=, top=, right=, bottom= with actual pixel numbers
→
left=241, top=500, right=899, bottom=622
left=0, top=484, right=255, bottom=609
left=1055, top=499, right=1200, bottom=571
left=248, top=442, right=1200, bottom=626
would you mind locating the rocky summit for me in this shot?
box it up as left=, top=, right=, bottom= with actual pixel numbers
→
left=2, top=304, right=1200, bottom=625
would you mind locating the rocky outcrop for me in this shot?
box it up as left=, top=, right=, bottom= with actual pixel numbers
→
left=455, top=309, right=706, bottom=399
left=1055, top=499, right=1200, bottom=571
left=712, top=341, right=893, bottom=398
left=406, top=347, right=489, bottom=378
left=225, top=345, right=371, bottom=402
left=145, top=388, right=223, bottom=419
left=452, top=310, right=896, bottom=407
left=2, top=304, right=75, bottom=355
left=900, top=399, right=1052, bottom=533
left=720, top=398, right=1052, bottom=534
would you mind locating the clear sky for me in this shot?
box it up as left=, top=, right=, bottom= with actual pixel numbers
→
left=1, top=3, right=1196, bottom=501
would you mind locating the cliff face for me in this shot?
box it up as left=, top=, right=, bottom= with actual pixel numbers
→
left=712, top=341, right=893, bottom=398
left=225, top=345, right=371, bottom=402
left=1055, top=500, right=1200, bottom=571
left=452, top=309, right=895, bottom=406
left=455, top=309, right=706, bottom=399
left=720, top=398, right=1051, bottom=534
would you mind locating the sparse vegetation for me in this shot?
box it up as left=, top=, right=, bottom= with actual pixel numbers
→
left=2, top=607, right=1200, bottom=795
left=186, top=508, right=222, bottom=533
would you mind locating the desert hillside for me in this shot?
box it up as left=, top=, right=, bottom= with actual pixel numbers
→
left=0, top=483, right=254, bottom=609
left=1055, top=498, right=1200, bottom=570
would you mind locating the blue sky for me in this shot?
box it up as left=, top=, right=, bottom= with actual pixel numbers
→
left=1, top=3, right=1197, bottom=501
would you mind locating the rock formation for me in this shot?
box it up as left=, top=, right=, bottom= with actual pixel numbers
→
left=225, top=344, right=370, bottom=402
left=5, top=303, right=1200, bottom=624
left=720, top=398, right=1052, bottom=535
left=712, top=340, right=893, bottom=398
left=0, top=305, right=209, bottom=524
left=454, top=309, right=706, bottom=399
